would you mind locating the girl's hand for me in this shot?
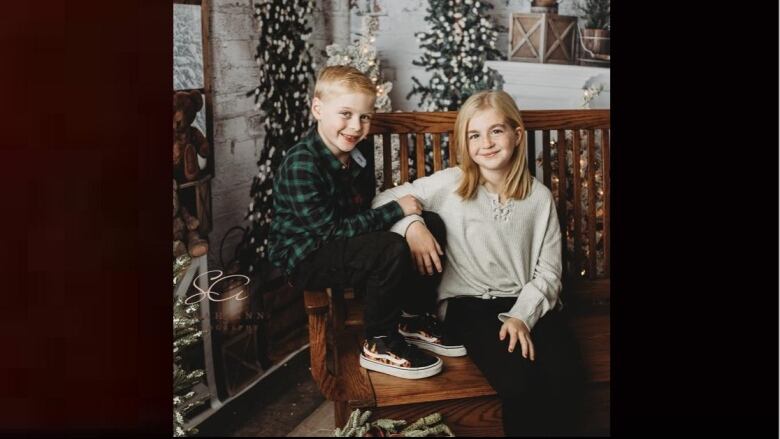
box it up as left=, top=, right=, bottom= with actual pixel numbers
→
left=499, top=317, right=535, bottom=361
left=405, top=221, right=444, bottom=275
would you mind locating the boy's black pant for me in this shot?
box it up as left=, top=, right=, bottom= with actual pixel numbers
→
left=291, top=212, right=446, bottom=338
left=443, top=297, right=587, bottom=436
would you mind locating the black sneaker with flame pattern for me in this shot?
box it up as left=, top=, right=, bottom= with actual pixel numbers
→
left=359, top=333, right=442, bottom=379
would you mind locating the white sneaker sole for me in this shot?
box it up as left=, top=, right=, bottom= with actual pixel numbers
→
left=359, top=355, right=442, bottom=379
left=405, top=338, right=468, bottom=357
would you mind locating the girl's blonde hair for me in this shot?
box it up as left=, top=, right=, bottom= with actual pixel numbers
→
left=454, top=90, right=533, bottom=201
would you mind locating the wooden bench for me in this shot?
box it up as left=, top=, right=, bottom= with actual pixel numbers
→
left=304, top=110, right=610, bottom=436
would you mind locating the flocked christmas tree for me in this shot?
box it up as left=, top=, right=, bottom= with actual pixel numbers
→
left=407, top=0, right=505, bottom=112
left=173, top=255, right=209, bottom=437
left=242, top=0, right=316, bottom=275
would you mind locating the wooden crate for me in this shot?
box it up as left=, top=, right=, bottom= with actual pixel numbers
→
left=509, top=12, right=577, bottom=64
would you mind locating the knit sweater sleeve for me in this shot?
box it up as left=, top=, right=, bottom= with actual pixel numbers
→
left=371, top=168, right=459, bottom=236
left=498, top=193, right=563, bottom=331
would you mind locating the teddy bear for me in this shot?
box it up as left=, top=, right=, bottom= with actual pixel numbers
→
left=173, top=91, right=210, bottom=183
left=174, top=180, right=209, bottom=259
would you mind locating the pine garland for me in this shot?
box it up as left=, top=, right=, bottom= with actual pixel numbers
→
left=334, top=408, right=454, bottom=437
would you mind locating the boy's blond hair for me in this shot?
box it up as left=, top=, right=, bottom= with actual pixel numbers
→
left=454, top=90, right=533, bottom=201
left=314, top=65, right=378, bottom=100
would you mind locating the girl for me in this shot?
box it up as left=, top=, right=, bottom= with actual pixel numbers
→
left=372, top=90, right=584, bottom=435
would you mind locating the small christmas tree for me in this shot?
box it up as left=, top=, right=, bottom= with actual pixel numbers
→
left=243, top=0, right=316, bottom=275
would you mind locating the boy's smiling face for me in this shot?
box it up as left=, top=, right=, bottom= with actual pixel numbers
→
left=311, top=90, right=375, bottom=163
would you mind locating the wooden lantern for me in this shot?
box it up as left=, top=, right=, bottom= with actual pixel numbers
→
left=509, top=12, right=577, bottom=65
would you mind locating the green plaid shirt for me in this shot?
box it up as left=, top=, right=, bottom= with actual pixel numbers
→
left=268, top=126, right=404, bottom=276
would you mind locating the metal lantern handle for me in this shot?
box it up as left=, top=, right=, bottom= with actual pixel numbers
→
left=576, top=24, right=597, bottom=59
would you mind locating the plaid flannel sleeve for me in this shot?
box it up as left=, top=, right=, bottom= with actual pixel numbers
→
left=277, top=158, right=405, bottom=240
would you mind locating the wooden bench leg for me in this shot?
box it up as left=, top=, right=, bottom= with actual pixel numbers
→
left=334, top=401, right=349, bottom=429
left=304, top=290, right=339, bottom=400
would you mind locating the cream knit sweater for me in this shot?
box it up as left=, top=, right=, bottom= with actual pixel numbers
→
left=371, top=167, right=563, bottom=331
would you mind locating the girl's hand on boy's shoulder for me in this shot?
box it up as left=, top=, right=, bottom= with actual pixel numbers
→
left=499, top=317, right=535, bottom=361
left=397, top=194, right=422, bottom=216
left=405, top=221, right=443, bottom=276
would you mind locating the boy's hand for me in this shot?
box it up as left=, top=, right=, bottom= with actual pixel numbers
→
left=499, top=317, right=535, bottom=361
left=406, top=221, right=443, bottom=275
left=397, top=195, right=422, bottom=216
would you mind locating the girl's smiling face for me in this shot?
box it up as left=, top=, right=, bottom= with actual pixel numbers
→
left=466, top=107, right=523, bottom=173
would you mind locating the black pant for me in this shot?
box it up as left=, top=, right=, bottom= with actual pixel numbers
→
left=444, top=297, right=586, bottom=436
left=292, top=212, right=446, bottom=338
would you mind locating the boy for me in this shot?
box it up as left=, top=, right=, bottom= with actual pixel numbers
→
left=268, top=65, right=457, bottom=379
